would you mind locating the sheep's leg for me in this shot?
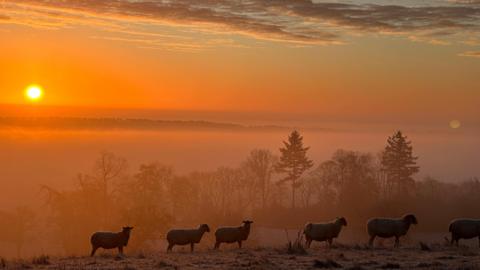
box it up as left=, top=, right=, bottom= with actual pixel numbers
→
left=118, top=246, right=124, bottom=255
left=328, top=239, right=333, bottom=248
left=214, top=242, right=220, bottom=250
left=238, top=241, right=242, bottom=248
left=394, top=236, right=400, bottom=248
left=190, top=243, right=195, bottom=252
left=450, top=235, right=455, bottom=246
left=368, top=235, right=375, bottom=247
left=306, top=238, right=312, bottom=248
left=90, top=246, right=98, bottom=257
left=167, top=243, right=174, bottom=252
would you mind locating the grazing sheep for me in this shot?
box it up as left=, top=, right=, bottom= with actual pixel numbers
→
left=214, top=220, right=253, bottom=249
left=166, top=224, right=210, bottom=252
left=304, top=217, right=348, bottom=248
left=90, top=226, right=133, bottom=256
left=449, top=219, right=480, bottom=247
left=367, top=214, right=418, bottom=247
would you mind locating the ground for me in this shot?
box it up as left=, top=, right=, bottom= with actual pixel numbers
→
left=3, top=244, right=480, bottom=269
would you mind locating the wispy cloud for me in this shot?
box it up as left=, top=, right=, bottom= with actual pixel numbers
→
left=1, top=0, right=480, bottom=50
left=459, top=50, right=480, bottom=57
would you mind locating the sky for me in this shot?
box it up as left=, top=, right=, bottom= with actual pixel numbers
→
left=0, top=0, right=479, bottom=127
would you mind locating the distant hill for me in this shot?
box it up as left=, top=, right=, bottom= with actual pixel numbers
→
left=0, top=117, right=290, bottom=132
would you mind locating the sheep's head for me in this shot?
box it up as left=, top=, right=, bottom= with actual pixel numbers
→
left=200, top=224, right=210, bottom=233
left=403, top=214, right=418, bottom=225
left=337, top=217, right=348, bottom=226
left=304, top=223, right=313, bottom=233
left=122, top=226, right=134, bottom=235
left=242, top=220, right=254, bottom=227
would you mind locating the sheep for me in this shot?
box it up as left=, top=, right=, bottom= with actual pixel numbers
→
left=449, top=219, right=480, bottom=247
left=214, top=220, right=253, bottom=249
left=166, top=224, right=210, bottom=252
left=303, top=217, right=347, bottom=248
left=90, top=226, right=133, bottom=256
left=367, top=214, right=418, bottom=248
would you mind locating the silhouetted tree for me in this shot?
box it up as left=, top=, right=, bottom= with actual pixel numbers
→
left=90, top=151, right=127, bottom=228
left=0, top=207, right=35, bottom=257
left=276, top=131, right=313, bottom=209
left=381, top=131, right=419, bottom=197
left=331, top=150, right=378, bottom=219
left=242, top=149, right=278, bottom=210
left=42, top=180, right=104, bottom=254
left=306, top=160, right=340, bottom=213
left=118, top=163, right=173, bottom=249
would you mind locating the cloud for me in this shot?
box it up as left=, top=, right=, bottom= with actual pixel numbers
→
left=0, top=14, right=10, bottom=21
left=459, top=51, right=480, bottom=57
left=1, top=0, right=480, bottom=49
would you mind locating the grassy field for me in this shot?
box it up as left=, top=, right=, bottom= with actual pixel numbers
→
left=3, top=243, right=480, bottom=270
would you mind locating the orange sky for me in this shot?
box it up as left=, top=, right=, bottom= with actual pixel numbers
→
left=1, top=0, right=479, bottom=126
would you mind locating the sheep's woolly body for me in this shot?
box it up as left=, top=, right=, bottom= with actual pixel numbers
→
left=167, top=229, right=205, bottom=245
left=166, top=224, right=210, bottom=252
left=367, top=214, right=417, bottom=247
left=214, top=221, right=253, bottom=249
left=367, top=218, right=411, bottom=238
left=90, top=227, right=133, bottom=256
left=91, top=232, right=129, bottom=248
left=303, top=217, right=347, bottom=247
left=449, top=219, right=480, bottom=246
left=215, top=225, right=250, bottom=243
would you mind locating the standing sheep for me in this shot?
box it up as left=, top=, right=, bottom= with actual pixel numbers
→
left=90, top=226, right=133, bottom=257
left=304, top=217, right=347, bottom=248
left=166, top=224, right=210, bottom=252
left=449, top=219, right=480, bottom=247
left=367, top=214, right=418, bottom=248
left=214, top=220, right=253, bottom=249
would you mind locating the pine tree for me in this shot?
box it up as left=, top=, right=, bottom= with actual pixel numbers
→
left=381, top=131, right=419, bottom=196
left=276, top=130, right=314, bottom=209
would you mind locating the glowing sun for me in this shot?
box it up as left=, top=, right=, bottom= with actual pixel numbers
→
left=449, top=120, right=461, bottom=129
left=25, top=85, right=44, bottom=101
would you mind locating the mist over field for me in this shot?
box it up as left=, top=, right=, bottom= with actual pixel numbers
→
left=0, top=117, right=478, bottom=262
left=2, top=0, right=480, bottom=267
left=1, top=121, right=477, bottom=207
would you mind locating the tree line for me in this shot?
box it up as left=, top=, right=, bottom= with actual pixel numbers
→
left=1, top=130, right=479, bottom=255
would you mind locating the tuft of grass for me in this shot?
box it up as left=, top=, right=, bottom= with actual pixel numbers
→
left=380, top=263, right=400, bottom=269
left=32, top=255, right=50, bottom=265
left=419, top=241, right=432, bottom=251
left=313, top=259, right=342, bottom=268
left=285, top=230, right=307, bottom=255
left=347, top=266, right=367, bottom=270
left=136, top=252, right=147, bottom=259
left=156, top=260, right=177, bottom=269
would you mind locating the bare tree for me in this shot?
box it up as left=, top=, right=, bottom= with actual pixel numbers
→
left=118, top=163, right=174, bottom=248
left=242, top=149, right=278, bottom=210
left=0, top=207, right=35, bottom=257
left=90, top=151, right=127, bottom=228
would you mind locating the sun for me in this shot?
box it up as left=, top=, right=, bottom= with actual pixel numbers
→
left=25, top=85, right=44, bottom=101
left=449, top=120, right=461, bottom=129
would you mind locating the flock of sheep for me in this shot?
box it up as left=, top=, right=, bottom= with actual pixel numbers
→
left=89, top=216, right=480, bottom=256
